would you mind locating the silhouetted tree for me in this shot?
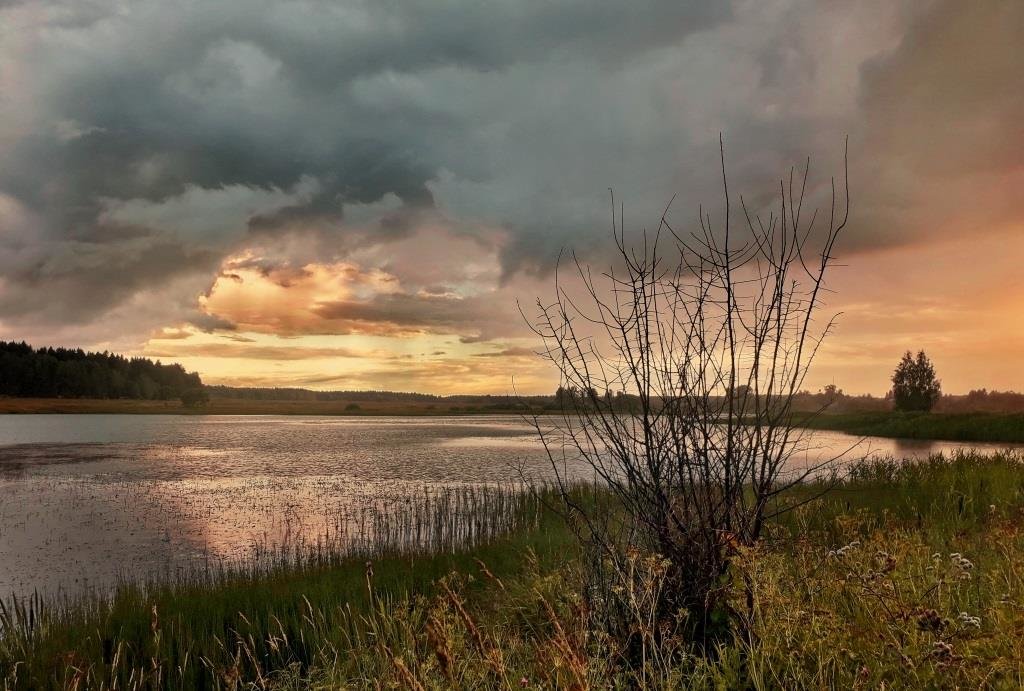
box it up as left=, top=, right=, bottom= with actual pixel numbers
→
left=527, top=139, right=849, bottom=655
left=891, top=350, right=941, bottom=412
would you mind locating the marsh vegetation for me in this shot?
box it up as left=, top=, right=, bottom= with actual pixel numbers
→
left=2, top=452, right=1023, bottom=689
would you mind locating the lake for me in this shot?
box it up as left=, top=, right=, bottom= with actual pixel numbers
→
left=1, top=414, right=1020, bottom=601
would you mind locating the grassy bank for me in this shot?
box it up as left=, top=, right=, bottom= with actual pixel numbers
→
left=792, top=410, right=1024, bottom=444
left=0, top=487, right=577, bottom=689
left=4, top=453, right=1024, bottom=688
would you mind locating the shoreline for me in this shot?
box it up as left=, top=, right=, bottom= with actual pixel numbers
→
left=0, top=397, right=539, bottom=416
left=3, top=399, right=1024, bottom=445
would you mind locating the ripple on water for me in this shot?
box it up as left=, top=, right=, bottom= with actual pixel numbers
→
left=1, top=414, right=1021, bottom=601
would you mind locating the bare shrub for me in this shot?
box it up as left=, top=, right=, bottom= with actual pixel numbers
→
left=525, top=138, right=850, bottom=655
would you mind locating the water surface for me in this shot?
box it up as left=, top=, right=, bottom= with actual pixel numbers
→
left=1, top=414, right=1019, bottom=601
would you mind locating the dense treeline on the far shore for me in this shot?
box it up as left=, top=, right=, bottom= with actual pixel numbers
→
left=0, top=341, right=203, bottom=401
left=204, top=385, right=551, bottom=409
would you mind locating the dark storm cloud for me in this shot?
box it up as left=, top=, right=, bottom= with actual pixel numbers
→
left=861, top=0, right=1023, bottom=177
left=0, top=0, right=1020, bottom=344
left=0, top=0, right=727, bottom=334
left=853, top=0, right=1024, bottom=247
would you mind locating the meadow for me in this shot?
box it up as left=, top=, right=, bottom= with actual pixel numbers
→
left=792, top=411, right=1024, bottom=444
left=2, top=452, right=1024, bottom=689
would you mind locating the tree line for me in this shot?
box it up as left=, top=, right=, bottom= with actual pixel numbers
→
left=0, top=341, right=204, bottom=401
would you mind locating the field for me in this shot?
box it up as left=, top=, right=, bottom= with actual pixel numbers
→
left=0, top=397, right=533, bottom=416
left=793, top=411, right=1024, bottom=444
left=3, top=452, right=1024, bottom=689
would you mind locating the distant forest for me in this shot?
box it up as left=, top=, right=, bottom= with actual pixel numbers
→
left=204, top=385, right=549, bottom=408
left=209, top=384, right=1024, bottom=413
left=4, top=340, right=1024, bottom=414
left=0, top=341, right=203, bottom=400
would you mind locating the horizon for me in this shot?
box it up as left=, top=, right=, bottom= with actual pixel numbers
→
left=6, top=336, right=1024, bottom=400
left=1, top=1, right=1021, bottom=396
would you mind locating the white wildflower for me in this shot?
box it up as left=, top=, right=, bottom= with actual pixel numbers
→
left=957, top=612, right=981, bottom=629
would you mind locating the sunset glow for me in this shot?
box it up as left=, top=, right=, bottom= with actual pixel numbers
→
left=1, top=0, right=1021, bottom=395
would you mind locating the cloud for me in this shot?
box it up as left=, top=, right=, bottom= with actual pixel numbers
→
left=144, top=342, right=366, bottom=360
left=311, top=292, right=506, bottom=339
left=0, top=0, right=729, bottom=338
left=840, top=0, right=1024, bottom=255
left=281, top=357, right=548, bottom=395
left=472, top=346, right=536, bottom=358
left=198, top=248, right=522, bottom=342
left=0, top=0, right=1020, bottom=394
left=150, top=327, right=192, bottom=340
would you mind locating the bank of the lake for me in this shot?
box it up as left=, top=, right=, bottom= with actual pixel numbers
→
left=3, top=452, right=1024, bottom=689
left=793, top=411, right=1024, bottom=444
left=0, top=397, right=535, bottom=416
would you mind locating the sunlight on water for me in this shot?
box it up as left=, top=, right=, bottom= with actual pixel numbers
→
left=0, top=414, right=1020, bottom=601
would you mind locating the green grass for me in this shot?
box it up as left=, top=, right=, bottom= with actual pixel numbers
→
left=0, top=487, right=578, bottom=690
left=4, top=453, right=1024, bottom=688
left=791, top=410, right=1024, bottom=443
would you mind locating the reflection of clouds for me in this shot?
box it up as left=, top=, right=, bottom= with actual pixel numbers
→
left=439, top=436, right=541, bottom=449
left=2, top=415, right=1023, bottom=602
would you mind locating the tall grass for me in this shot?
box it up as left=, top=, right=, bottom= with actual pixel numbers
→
left=0, top=484, right=576, bottom=690
left=4, top=453, right=1024, bottom=688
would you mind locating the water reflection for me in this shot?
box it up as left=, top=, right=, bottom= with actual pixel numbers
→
left=0, top=414, right=1020, bottom=601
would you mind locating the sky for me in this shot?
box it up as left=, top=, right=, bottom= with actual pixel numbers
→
left=0, top=0, right=1021, bottom=395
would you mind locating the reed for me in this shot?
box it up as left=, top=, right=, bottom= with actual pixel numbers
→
left=0, top=483, right=577, bottom=690
left=4, top=453, right=1024, bottom=689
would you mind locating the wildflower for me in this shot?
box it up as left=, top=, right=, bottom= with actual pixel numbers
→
left=520, top=677, right=530, bottom=687
left=957, top=612, right=981, bottom=629
left=927, top=640, right=955, bottom=664
left=834, top=540, right=861, bottom=559
left=875, top=551, right=897, bottom=573
left=949, top=553, right=974, bottom=577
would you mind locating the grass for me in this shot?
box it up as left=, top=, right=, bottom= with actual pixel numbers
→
left=791, top=410, right=1024, bottom=444
left=3, top=452, right=1024, bottom=688
left=0, top=485, right=577, bottom=689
